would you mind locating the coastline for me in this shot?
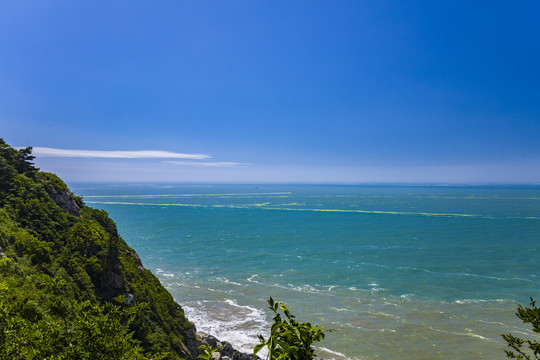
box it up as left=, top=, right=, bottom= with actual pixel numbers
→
left=75, top=183, right=540, bottom=359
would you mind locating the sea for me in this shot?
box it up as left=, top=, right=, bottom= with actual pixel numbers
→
left=73, top=183, right=540, bottom=360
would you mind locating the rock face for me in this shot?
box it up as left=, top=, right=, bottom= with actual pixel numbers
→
left=196, top=332, right=260, bottom=360
left=106, top=271, right=125, bottom=289
left=40, top=183, right=258, bottom=359
left=30, top=169, right=255, bottom=359
left=0, top=141, right=220, bottom=359
left=45, top=186, right=81, bottom=217
left=128, top=249, right=146, bottom=273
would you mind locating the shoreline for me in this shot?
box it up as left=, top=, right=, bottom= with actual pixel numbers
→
left=76, top=183, right=540, bottom=359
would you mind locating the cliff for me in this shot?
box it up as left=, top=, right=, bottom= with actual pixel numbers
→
left=0, top=139, right=256, bottom=360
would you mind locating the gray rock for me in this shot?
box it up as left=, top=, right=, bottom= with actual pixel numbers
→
left=197, top=331, right=221, bottom=348
left=130, top=250, right=145, bottom=273
left=195, top=332, right=260, bottom=360
left=106, top=271, right=124, bottom=289
left=45, top=186, right=81, bottom=217
left=121, top=292, right=135, bottom=304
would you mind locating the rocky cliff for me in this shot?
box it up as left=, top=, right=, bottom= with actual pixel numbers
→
left=0, top=139, right=257, bottom=360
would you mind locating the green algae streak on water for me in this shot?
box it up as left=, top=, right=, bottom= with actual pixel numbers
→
left=76, top=184, right=540, bottom=360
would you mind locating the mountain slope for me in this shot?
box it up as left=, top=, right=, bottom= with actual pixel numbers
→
left=0, top=139, right=198, bottom=359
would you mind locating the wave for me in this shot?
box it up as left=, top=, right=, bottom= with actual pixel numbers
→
left=454, top=298, right=506, bottom=305
left=247, top=274, right=260, bottom=284
left=181, top=299, right=268, bottom=354
left=454, top=273, right=540, bottom=284
left=349, top=262, right=540, bottom=285
left=426, top=326, right=495, bottom=343
left=155, top=268, right=175, bottom=278
left=85, top=200, right=540, bottom=220
left=316, top=346, right=365, bottom=360
left=84, top=192, right=292, bottom=198
left=213, top=277, right=243, bottom=286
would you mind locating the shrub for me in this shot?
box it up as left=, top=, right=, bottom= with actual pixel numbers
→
left=502, top=298, right=540, bottom=359
left=255, top=297, right=327, bottom=360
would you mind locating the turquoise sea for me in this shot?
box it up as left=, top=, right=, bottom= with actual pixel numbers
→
left=74, top=184, right=540, bottom=359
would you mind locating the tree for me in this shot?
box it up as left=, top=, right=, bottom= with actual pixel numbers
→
left=502, top=298, right=540, bottom=359
left=0, top=139, right=37, bottom=177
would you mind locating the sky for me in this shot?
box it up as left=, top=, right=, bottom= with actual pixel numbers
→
left=1, top=1, right=539, bottom=184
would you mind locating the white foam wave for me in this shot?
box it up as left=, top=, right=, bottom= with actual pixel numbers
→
left=316, top=346, right=348, bottom=358
left=368, top=310, right=403, bottom=321
left=427, top=326, right=495, bottom=342
left=463, top=328, right=491, bottom=341
left=154, top=268, right=175, bottom=278
left=378, top=328, right=396, bottom=333
left=330, top=307, right=354, bottom=313
left=247, top=274, right=261, bottom=283
left=400, top=294, right=415, bottom=301
left=317, top=346, right=365, bottom=360
left=456, top=272, right=540, bottom=283
left=214, top=277, right=242, bottom=286
left=181, top=299, right=268, bottom=354
left=247, top=274, right=341, bottom=295
left=454, top=298, right=506, bottom=304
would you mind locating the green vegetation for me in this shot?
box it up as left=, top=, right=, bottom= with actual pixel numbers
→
left=254, top=297, right=327, bottom=360
left=503, top=298, right=540, bottom=359
left=197, top=344, right=221, bottom=360
left=0, top=138, right=327, bottom=360
left=6, top=139, right=536, bottom=360
left=0, top=139, right=195, bottom=359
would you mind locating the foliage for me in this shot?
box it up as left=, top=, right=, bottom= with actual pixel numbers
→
left=0, top=139, right=194, bottom=359
left=37, top=171, right=69, bottom=192
left=0, top=139, right=37, bottom=177
left=254, top=297, right=326, bottom=360
left=503, top=298, right=540, bottom=359
left=197, top=344, right=221, bottom=360
left=0, top=139, right=329, bottom=360
left=0, top=257, right=166, bottom=359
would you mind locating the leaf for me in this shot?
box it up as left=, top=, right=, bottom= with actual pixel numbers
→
left=256, top=297, right=327, bottom=360
left=253, top=343, right=265, bottom=355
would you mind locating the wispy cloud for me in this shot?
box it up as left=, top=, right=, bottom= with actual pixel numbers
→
left=164, top=161, right=250, bottom=167
left=32, top=147, right=210, bottom=160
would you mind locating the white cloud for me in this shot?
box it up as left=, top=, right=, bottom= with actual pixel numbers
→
left=31, top=147, right=210, bottom=160
left=164, top=161, right=250, bottom=167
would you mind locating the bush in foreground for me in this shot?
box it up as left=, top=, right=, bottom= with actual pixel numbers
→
left=254, top=297, right=327, bottom=360
left=503, top=298, right=540, bottom=359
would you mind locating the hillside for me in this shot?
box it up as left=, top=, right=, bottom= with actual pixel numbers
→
left=0, top=139, right=254, bottom=359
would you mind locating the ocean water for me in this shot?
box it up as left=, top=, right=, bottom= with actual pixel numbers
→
left=74, top=184, right=540, bottom=359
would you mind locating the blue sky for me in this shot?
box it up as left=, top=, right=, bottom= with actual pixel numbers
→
left=1, top=1, right=539, bottom=183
